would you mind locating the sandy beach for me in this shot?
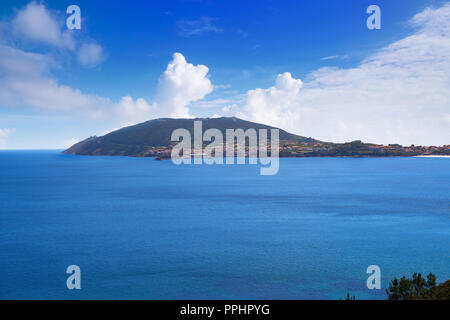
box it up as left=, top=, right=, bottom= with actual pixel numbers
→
left=414, top=155, right=450, bottom=158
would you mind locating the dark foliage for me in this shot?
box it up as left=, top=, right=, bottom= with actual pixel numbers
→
left=386, top=273, right=450, bottom=300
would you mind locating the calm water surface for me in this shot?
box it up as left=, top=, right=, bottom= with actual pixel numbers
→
left=0, top=151, right=449, bottom=299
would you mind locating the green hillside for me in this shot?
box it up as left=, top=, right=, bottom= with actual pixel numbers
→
left=63, top=117, right=316, bottom=156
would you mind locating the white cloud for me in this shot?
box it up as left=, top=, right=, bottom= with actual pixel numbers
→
left=239, top=4, right=450, bottom=146
left=0, top=44, right=110, bottom=118
left=0, top=128, right=16, bottom=148
left=1, top=40, right=212, bottom=126
left=11, top=2, right=104, bottom=69
left=2, top=4, right=215, bottom=142
left=0, top=2, right=302, bottom=137
left=78, top=43, right=104, bottom=67
left=115, top=96, right=156, bottom=126
left=239, top=72, right=303, bottom=131
left=114, top=53, right=214, bottom=125
left=12, top=1, right=74, bottom=49
left=0, top=2, right=109, bottom=118
left=154, top=52, right=213, bottom=118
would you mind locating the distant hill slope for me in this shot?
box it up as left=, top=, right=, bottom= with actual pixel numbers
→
left=63, top=117, right=317, bottom=156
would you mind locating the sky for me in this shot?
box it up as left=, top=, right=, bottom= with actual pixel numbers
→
left=0, top=0, right=449, bottom=149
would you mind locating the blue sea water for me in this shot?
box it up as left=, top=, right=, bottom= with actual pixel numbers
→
left=0, top=150, right=449, bottom=300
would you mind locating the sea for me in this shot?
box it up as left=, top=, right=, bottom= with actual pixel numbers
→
left=0, top=150, right=449, bottom=299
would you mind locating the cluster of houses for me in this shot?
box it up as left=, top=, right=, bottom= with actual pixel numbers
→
left=138, top=141, right=450, bottom=159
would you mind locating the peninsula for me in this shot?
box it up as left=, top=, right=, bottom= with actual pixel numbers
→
left=63, top=117, right=450, bottom=158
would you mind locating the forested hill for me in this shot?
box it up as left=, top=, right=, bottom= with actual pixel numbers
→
left=63, top=117, right=316, bottom=156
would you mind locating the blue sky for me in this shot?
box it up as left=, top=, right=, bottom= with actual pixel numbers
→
left=0, top=0, right=449, bottom=149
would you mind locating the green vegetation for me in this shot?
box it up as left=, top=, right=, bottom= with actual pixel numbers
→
left=341, top=273, right=450, bottom=300
left=63, top=117, right=450, bottom=158
left=387, top=273, right=450, bottom=300
left=63, top=117, right=313, bottom=156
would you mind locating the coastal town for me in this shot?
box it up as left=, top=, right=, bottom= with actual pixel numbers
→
left=143, top=140, right=450, bottom=159
left=63, top=117, right=449, bottom=159
left=278, top=140, right=450, bottom=157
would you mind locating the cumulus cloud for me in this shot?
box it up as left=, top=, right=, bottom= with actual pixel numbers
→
left=114, top=53, right=214, bottom=125
left=12, top=1, right=74, bottom=49
left=78, top=43, right=104, bottom=67
left=115, top=96, right=156, bottom=126
left=155, top=52, right=213, bottom=118
left=0, top=128, right=16, bottom=148
left=240, top=72, right=303, bottom=131
left=240, top=4, right=450, bottom=146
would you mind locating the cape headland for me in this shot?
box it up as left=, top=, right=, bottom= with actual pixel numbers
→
left=63, top=117, right=450, bottom=159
